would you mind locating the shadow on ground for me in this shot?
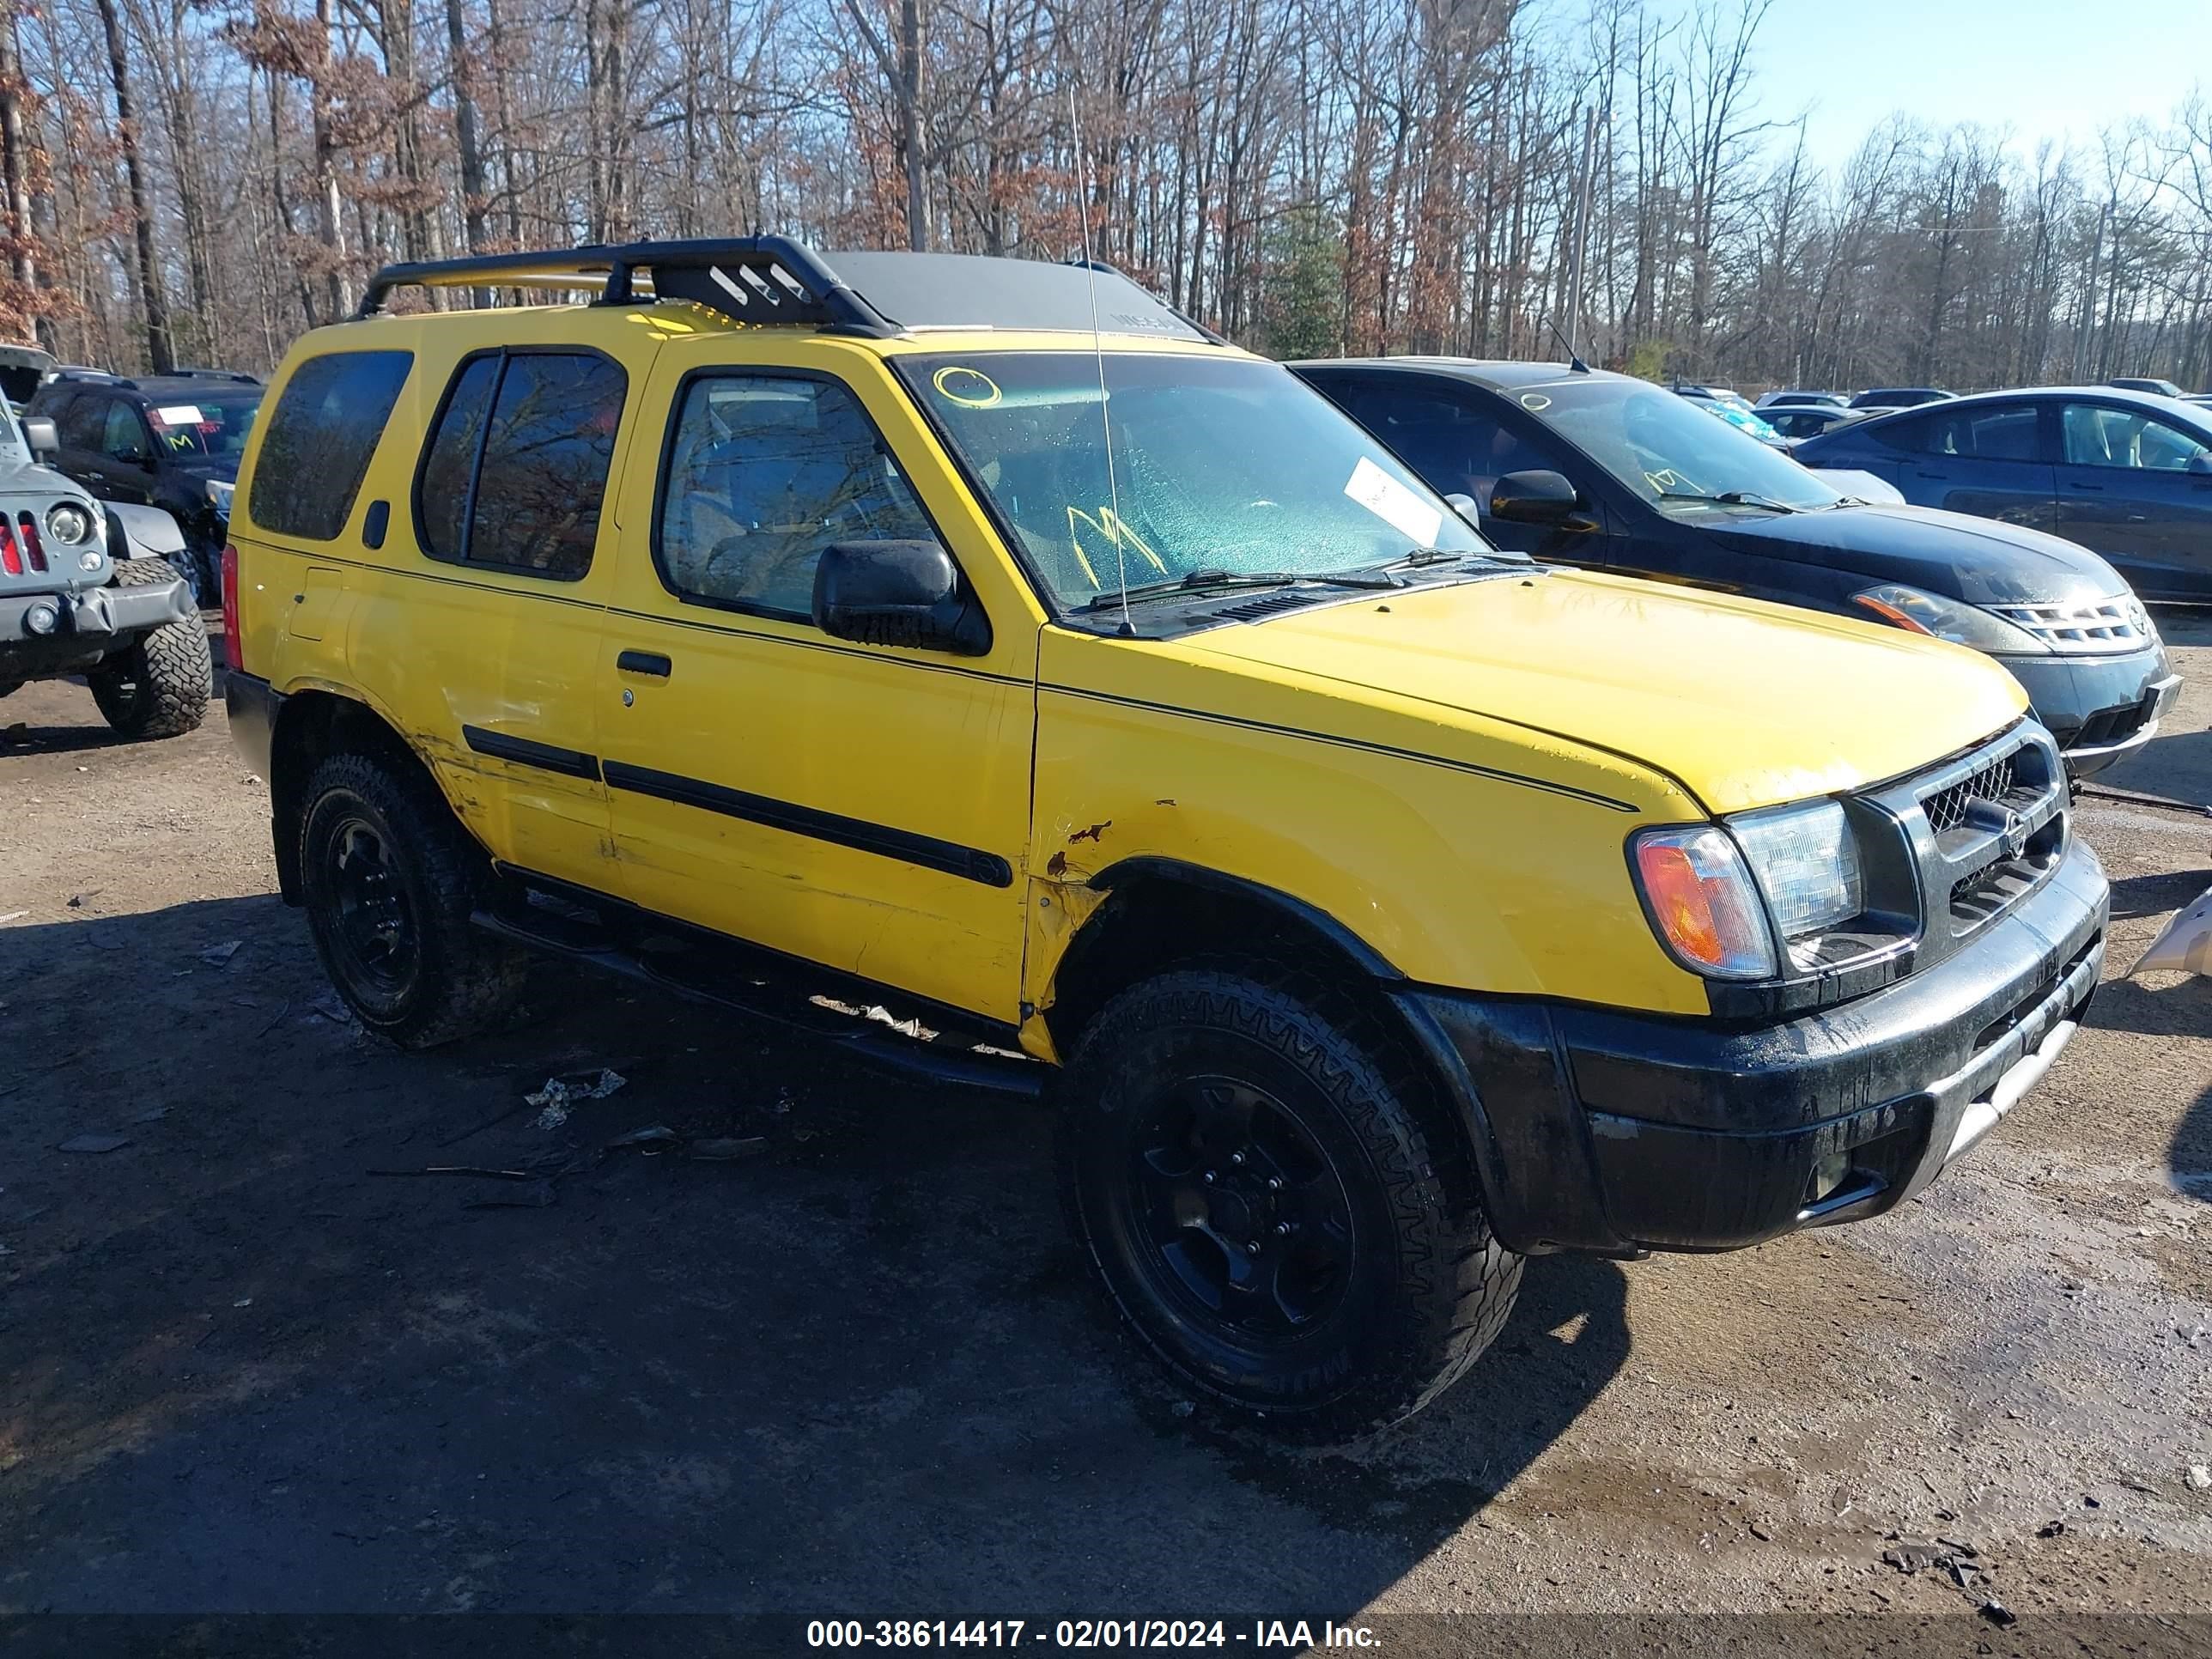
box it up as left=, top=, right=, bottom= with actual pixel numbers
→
left=0, top=898, right=1628, bottom=1615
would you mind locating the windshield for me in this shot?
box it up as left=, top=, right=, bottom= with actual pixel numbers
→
left=1518, top=378, right=1839, bottom=511
left=898, top=351, right=1486, bottom=609
left=145, top=388, right=262, bottom=468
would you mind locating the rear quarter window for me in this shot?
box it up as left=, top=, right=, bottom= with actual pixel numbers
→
left=247, top=349, right=413, bottom=540
left=412, top=349, right=626, bottom=580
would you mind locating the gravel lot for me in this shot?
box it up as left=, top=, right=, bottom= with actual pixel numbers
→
left=1, top=615, right=2208, bottom=1648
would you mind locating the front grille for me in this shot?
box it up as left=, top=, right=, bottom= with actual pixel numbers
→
left=1922, top=752, right=2017, bottom=836
left=1905, top=728, right=2066, bottom=935
left=1987, top=598, right=2154, bottom=654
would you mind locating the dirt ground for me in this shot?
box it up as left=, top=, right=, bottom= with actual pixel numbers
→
left=1, top=613, right=2209, bottom=1650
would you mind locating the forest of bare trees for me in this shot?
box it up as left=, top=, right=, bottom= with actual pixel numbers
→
left=3, top=0, right=2209, bottom=391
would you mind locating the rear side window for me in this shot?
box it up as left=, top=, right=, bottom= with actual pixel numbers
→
left=415, top=349, right=626, bottom=580
left=248, top=350, right=413, bottom=540
left=1921, top=404, right=2040, bottom=461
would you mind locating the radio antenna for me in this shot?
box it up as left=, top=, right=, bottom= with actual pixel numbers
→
left=1068, top=81, right=1133, bottom=637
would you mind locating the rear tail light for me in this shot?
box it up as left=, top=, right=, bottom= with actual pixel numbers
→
left=0, top=521, right=21, bottom=576
left=15, top=512, right=46, bottom=572
left=220, top=543, right=242, bottom=672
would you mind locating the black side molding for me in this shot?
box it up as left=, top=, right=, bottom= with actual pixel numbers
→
left=602, top=759, right=1014, bottom=887
left=462, top=724, right=601, bottom=781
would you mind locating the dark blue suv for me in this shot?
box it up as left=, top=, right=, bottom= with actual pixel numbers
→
left=1295, top=358, right=2180, bottom=778
left=1793, top=386, right=2212, bottom=604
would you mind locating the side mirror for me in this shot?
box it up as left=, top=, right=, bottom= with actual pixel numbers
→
left=21, top=415, right=57, bottom=457
left=1443, top=491, right=1481, bottom=526
left=2187, top=452, right=2212, bottom=477
left=1487, top=469, right=1587, bottom=528
left=813, top=539, right=991, bottom=657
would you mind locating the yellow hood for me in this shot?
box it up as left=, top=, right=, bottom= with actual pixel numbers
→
left=1177, top=567, right=2027, bottom=814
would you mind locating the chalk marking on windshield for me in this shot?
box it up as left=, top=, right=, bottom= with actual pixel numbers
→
left=1065, top=505, right=1168, bottom=588
left=1343, top=456, right=1443, bottom=548
left=933, top=366, right=1001, bottom=408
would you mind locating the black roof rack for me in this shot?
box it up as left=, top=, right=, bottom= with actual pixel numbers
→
left=155, top=368, right=263, bottom=385
left=49, top=368, right=136, bottom=387
left=356, top=238, right=1219, bottom=343
left=358, top=238, right=899, bottom=337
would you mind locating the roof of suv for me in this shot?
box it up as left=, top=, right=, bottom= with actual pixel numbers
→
left=1293, top=357, right=1598, bottom=392
left=356, top=238, right=1222, bottom=348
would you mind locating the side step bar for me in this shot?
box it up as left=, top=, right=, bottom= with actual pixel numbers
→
left=469, top=906, right=1047, bottom=1100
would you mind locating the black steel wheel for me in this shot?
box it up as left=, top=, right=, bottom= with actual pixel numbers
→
left=1060, top=967, right=1522, bottom=1439
left=319, top=813, right=417, bottom=998
left=297, top=750, right=525, bottom=1048
left=1119, top=1076, right=1360, bottom=1346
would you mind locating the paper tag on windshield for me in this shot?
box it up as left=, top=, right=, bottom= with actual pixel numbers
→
left=154, top=404, right=204, bottom=426
left=1343, top=456, right=1443, bottom=548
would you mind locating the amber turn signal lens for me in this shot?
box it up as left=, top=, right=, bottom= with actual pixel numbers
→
left=1631, top=826, right=1777, bottom=980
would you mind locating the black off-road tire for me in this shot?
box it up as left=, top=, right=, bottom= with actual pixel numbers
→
left=84, top=557, right=212, bottom=740
left=1059, top=968, right=1522, bottom=1441
left=297, top=750, right=526, bottom=1049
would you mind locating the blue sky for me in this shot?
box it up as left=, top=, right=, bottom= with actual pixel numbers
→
left=1635, top=0, right=2209, bottom=167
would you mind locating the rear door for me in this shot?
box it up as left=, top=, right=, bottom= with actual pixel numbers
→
left=2054, top=399, right=2212, bottom=599
left=1881, top=401, right=2057, bottom=531
left=593, top=333, right=1037, bottom=1024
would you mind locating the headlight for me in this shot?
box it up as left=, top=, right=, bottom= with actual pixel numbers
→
left=1851, top=582, right=2048, bottom=654
left=205, top=478, right=234, bottom=517
left=45, top=501, right=94, bottom=544
left=1729, top=799, right=1863, bottom=939
left=1632, top=800, right=1866, bottom=981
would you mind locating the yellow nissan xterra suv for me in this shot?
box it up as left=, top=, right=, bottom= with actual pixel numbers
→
left=223, top=240, right=2107, bottom=1438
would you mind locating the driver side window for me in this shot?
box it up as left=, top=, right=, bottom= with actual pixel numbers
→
left=100, top=400, right=152, bottom=464
left=656, top=374, right=933, bottom=619
left=2061, top=403, right=2209, bottom=471
left=1342, top=388, right=1569, bottom=512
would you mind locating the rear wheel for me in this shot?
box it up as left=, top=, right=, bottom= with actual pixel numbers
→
left=298, top=750, right=526, bottom=1048
left=85, top=557, right=211, bottom=740
left=1059, top=968, right=1521, bottom=1439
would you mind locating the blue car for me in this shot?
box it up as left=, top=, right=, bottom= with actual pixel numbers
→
left=1794, top=386, right=2212, bottom=603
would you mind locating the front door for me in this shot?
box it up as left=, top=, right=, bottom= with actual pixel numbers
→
left=597, top=339, right=1036, bottom=1025
left=2054, top=400, right=2212, bottom=600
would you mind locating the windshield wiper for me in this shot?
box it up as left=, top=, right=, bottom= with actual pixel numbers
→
left=1079, top=567, right=1400, bottom=611
left=1656, top=489, right=1800, bottom=514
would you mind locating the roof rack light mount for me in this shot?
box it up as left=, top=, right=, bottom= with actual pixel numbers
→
left=356, top=238, right=901, bottom=337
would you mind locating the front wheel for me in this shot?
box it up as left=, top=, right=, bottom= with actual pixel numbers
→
left=1059, top=969, right=1521, bottom=1439
left=85, top=557, right=211, bottom=740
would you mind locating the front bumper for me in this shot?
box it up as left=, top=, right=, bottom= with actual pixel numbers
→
left=2002, top=645, right=2180, bottom=777
left=1394, top=836, right=2108, bottom=1256
left=0, top=573, right=198, bottom=676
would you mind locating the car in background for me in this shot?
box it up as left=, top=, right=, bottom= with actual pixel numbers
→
left=1792, top=386, right=2212, bottom=604
left=2107, top=377, right=2186, bottom=398
left=1294, top=357, right=2179, bottom=776
left=1850, top=387, right=1954, bottom=410
left=0, top=342, right=55, bottom=410
left=1754, top=390, right=1845, bottom=410
left=1765, top=405, right=1864, bottom=441
left=1673, top=382, right=1786, bottom=447
left=23, top=368, right=263, bottom=605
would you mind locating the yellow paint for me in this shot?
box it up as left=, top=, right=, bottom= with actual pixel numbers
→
left=231, top=297, right=2031, bottom=1045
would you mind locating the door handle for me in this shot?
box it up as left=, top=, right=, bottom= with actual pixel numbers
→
left=617, top=649, right=672, bottom=678
left=2064, top=482, right=2105, bottom=493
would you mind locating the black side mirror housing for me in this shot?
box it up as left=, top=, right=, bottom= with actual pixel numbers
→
left=1487, top=469, right=1587, bottom=527
left=21, top=415, right=57, bottom=457
left=2187, top=452, right=2212, bottom=477
left=813, top=539, right=992, bottom=656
